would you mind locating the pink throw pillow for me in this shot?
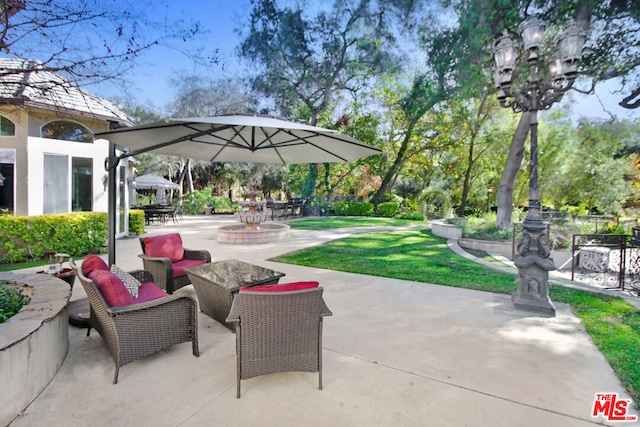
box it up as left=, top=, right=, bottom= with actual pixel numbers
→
left=81, top=254, right=109, bottom=277
left=136, top=282, right=169, bottom=303
left=240, top=281, right=319, bottom=293
left=89, top=269, right=135, bottom=307
left=143, top=233, right=184, bottom=263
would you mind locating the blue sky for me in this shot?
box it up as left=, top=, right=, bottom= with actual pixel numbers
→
left=93, top=0, right=252, bottom=109
left=92, top=0, right=638, bottom=124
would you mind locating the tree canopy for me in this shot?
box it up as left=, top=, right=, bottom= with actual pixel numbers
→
left=8, top=0, right=637, bottom=220
left=0, top=0, right=206, bottom=92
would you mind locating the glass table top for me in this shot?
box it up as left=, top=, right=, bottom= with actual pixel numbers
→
left=184, top=259, right=285, bottom=291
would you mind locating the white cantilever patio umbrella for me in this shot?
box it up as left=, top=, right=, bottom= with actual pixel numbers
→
left=133, top=174, right=180, bottom=190
left=133, top=174, right=181, bottom=205
left=94, top=114, right=382, bottom=264
left=97, top=114, right=382, bottom=164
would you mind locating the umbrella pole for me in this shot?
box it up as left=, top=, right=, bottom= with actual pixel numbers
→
left=107, top=142, right=117, bottom=266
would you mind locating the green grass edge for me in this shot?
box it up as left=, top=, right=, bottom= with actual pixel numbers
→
left=270, top=225, right=640, bottom=407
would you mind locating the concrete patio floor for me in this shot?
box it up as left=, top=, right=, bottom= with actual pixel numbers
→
left=8, top=215, right=640, bottom=426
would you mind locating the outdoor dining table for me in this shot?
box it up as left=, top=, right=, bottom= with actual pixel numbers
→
left=269, top=201, right=289, bottom=220
left=140, top=205, right=176, bottom=225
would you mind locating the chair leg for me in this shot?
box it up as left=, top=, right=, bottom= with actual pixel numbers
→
left=319, top=322, right=323, bottom=390
left=192, top=337, right=200, bottom=357
left=86, top=327, right=91, bottom=337
left=237, top=328, right=242, bottom=398
left=113, top=367, right=119, bottom=384
left=236, top=352, right=241, bottom=398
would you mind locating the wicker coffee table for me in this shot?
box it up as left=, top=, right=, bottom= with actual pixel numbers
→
left=185, top=259, right=285, bottom=330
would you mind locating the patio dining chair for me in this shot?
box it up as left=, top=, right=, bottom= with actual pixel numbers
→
left=226, top=282, right=332, bottom=398
left=138, top=233, right=211, bottom=294
left=70, top=256, right=199, bottom=384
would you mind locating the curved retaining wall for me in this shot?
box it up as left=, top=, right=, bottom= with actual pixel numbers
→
left=458, top=238, right=513, bottom=259
left=433, top=221, right=572, bottom=265
left=431, top=219, right=463, bottom=240
left=0, top=272, right=71, bottom=426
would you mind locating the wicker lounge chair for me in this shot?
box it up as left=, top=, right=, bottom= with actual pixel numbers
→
left=138, top=233, right=211, bottom=294
left=70, top=258, right=199, bottom=384
left=226, top=285, right=332, bottom=398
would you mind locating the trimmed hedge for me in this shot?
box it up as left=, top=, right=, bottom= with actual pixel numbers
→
left=377, top=202, right=399, bottom=218
left=0, top=212, right=108, bottom=263
left=129, top=210, right=145, bottom=235
left=333, top=202, right=374, bottom=217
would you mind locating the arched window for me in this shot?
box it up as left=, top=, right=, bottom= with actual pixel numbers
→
left=0, top=116, right=16, bottom=136
left=41, top=120, right=92, bottom=142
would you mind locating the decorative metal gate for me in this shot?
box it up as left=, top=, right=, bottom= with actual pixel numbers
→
left=571, top=234, right=627, bottom=290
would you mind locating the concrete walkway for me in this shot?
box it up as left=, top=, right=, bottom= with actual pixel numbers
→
left=8, top=215, right=639, bottom=426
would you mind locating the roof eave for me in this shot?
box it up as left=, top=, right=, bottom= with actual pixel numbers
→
left=0, top=98, right=133, bottom=127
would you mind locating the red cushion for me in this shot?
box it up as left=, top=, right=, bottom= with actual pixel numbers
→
left=136, top=282, right=169, bottom=303
left=240, top=281, right=319, bottom=293
left=89, top=270, right=135, bottom=307
left=81, top=254, right=109, bottom=276
left=143, top=233, right=184, bottom=263
left=172, top=259, right=206, bottom=278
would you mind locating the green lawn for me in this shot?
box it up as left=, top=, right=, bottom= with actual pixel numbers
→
left=288, top=216, right=424, bottom=230
left=274, top=229, right=517, bottom=293
left=0, top=259, right=49, bottom=272
left=270, top=224, right=640, bottom=407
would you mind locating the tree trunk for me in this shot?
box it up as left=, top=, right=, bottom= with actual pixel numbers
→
left=496, top=112, right=530, bottom=229
left=301, top=163, right=318, bottom=197
left=457, top=137, right=475, bottom=217
left=370, top=125, right=414, bottom=206
left=323, top=163, right=332, bottom=197
left=177, top=159, right=193, bottom=204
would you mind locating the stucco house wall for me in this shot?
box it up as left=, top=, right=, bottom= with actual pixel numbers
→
left=0, top=59, right=134, bottom=236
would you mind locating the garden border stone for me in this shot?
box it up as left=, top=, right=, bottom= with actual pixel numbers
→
left=431, top=219, right=463, bottom=240
left=0, top=272, right=71, bottom=426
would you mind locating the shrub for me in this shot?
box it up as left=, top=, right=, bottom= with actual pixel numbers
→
left=183, top=190, right=211, bottom=214
left=547, top=221, right=595, bottom=250
left=395, top=179, right=421, bottom=199
left=397, top=213, right=425, bottom=221
left=211, top=196, right=241, bottom=213
left=308, top=195, right=333, bottom=216
left=0, top=281, right=31, bottom=323
left=129, top=210, right=145, bottom=235
left=0, top=213, right=108, bottom=263
left=560, top=204, right=589, bottom=219
left=377, top=202, right=399, bottom=218
left=599, top=222, right=627, bottom=235
left=333, top=201, right=374, bottom=216
left=461, top=214, right=512, bottom=241
left=382, top=193, right=403, bottom=204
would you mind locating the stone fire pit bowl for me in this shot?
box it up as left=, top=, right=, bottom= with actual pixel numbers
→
left=0, top=271, right=71, bottom=426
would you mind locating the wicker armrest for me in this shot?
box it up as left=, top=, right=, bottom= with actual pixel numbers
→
left=107, top=292, right=196, bottom=316
left=128, top=269, right=154, bottom=283
left=183, top=248, right=212, bottom=263
left=321, top=299, right=333, bottom=317
left=137, top=254, right=173, bottom=266
left=225, top=293, right=331, bottom=323
left=226, top=294, right=241, bottom=324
